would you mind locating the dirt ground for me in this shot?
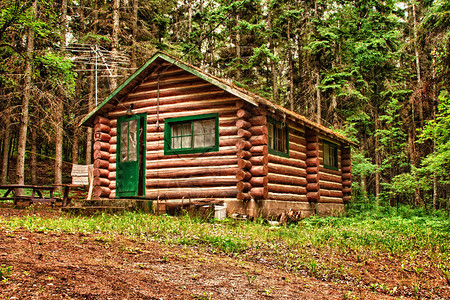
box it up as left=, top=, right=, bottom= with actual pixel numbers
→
left=0, top=207, right=430, bottom=299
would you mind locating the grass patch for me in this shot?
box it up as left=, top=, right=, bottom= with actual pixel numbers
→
left=1, top=205, right=449, bottom=297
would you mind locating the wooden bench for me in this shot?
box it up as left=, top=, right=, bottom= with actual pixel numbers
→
left=53, top=164, right=93, bottom=206
left=0, top=184, right=57, bottom=205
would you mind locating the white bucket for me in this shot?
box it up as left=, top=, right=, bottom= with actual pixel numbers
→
left=214, top=203, right=227, bottom=220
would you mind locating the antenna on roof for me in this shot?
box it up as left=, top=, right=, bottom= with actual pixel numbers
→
left=61, top=43, right=134, bottom=106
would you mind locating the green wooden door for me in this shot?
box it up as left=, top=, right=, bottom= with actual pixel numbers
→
left=117, top=115, right=145, bottom=197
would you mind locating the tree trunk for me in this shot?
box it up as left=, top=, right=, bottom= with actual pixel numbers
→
left=375, top=109, right=381, bottom=206
left=54, top=0, right=68, bottom=190
left=316, top=71, right=321, bottom=124
left=31, top=127, right=37, bottom=185
left=235, top=14, right=241, bottom=82
left=131, top=0, right=138, bottom=70
left=16, top=0, right=37, bottom=191
left=110, top=0, right=120, bottom=91
left=1, top=114, right=11, bottom=184
left=267, top=10, right=278, bottom=103
left=288, top=20, right=294, bottom=111
left=72, top=126, right=79, bottom=164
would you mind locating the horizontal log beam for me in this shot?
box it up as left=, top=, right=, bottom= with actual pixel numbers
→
left=268, top=183, right=307, bottom=194
left=235, top=170, right=252, bottom=181
left=238, top=159, right=252, bottom=170
left=94, top=159, right=109, bottom=169
left=250, top=145, right=268, bottom=156
left=94, top=150, right=110, bottom=161
left=268, top=163, right=307, bottom=177
left=249, top=135, right=268, bottom=146
left=93, top=168, right=109, bottom=178
left=146, top=166, right=239, bottom=179
left=94, top=123, right=111, bottom=133
left=146, top=177, right=238, bottom=188
left=320, top=190, right=343, bottom=198
left=250, top=187, right=268, bottom=199
left=237, top=129, right=251, bottom=139
left=93, top=141, right=110, bottom=151
left=145, top=188, right=238, bottom=200
left=93, top=186, right=111, bottom=198
left=250, top=165, right=268, bottom=176
left=237, top=109, right=251, bottom=119
left=249, top=176, right=268, bottom=187
left=236, top=119, right=251, bottom=129
left=267, top=173, right=307, bottom=186
left=268, top=192, right=308, bottom=202
left=237, top=181, right=252, bottom=192
left=249, top=155, right=268, bottom=166
left=236, top=140, right=252, bottom=150
left=249, top=116, right=266, bottom=126
left=237, top=150, right=252, bottom=160
left=248, top=125, right=268, bottom=136
left=146, top=157, right=238, bottom=169
left=268, top=154, right=306, bottom=169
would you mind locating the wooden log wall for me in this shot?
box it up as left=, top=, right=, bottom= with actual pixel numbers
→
left=341, top=146, right=352, bottom=203
left=305, top=128, right=320, bottom=203
left=93, top=116, right=111, bottom=198
left=266, top=122, right=308, bottom=203
left=106, top=65, right=240, bottom=201
left=248, top=106, right=269, bottom=201
left=318, top=137, right=344, bottom=204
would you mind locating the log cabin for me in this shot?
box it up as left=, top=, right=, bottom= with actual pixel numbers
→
left=80, top=52, right=357, bottom=218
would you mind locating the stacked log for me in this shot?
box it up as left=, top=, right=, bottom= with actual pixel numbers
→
left=93, top=116, right=111, bottom=198
left=248, top=108, right=269, bottom=200
left=235, top=103, right=253, bottom=201
left=305, top=128, right=320, bottom=203
left=108, top=120, right=117, bottom=198
left=341, top=146, right=352, bottom=203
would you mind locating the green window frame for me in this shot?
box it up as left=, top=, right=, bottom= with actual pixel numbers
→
left=268, top=119, right=289, bottom=157
left=323, top=140, right=339, bottom=170
left=164, top=113, right=219, bottom=155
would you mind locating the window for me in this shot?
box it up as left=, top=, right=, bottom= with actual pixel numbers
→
left=323, top=140, right=338, bottom=170
left=119, top=118, right=138, bottom=162
left=164, top=113, right=219, bottom=155
left=268, top=120, right=288, bottom=157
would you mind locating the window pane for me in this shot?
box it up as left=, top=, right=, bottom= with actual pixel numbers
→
left=172, top=124, right=182, bottom=137
left=172, top=137, right=181, bottom=149
left=268, top=123, right=274, bottom=149
left=120, top=121, right=128, bottom=162
left=193, top=119, right=215, bottom=148
left=128, top=119, right=137, bottom=161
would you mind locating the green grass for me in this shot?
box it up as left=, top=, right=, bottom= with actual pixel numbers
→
left=1, top=203, right=449, bottom=297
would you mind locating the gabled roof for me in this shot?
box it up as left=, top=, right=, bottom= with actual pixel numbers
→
left=81, top=52, right=357, bottom=146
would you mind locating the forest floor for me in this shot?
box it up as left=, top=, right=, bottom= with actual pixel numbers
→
left=0, top=205, right=448, bottom=300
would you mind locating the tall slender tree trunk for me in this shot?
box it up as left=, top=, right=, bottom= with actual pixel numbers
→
left=316, top=71, right=321, bottom=124
left=72, top=127, right=79, bottom=164
left=55, top=0, right=68, bottom=190
left=30, top=127, right=37, bottom=185
left=86, top=71, right=95, bottom=164
left=16, top=0, right=37, bottom=192
left=235, top=14, right=241, bottom=82
left=375, top=108, right=381, bottom=206
left=131, top=0, right=138, bottom=70
left=267, top=10, right=278, bottom=103
left=110, top=0, right=120, bottom=91
left=1, top=114, right=11, bottom=184
left=288, top=20, right=294, bottom=111
left=432, top=52, right=438, bottom=209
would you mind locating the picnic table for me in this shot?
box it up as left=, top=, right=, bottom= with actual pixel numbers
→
left=0, top=184, right=58, bottom=205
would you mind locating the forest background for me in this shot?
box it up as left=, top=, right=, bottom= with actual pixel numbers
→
left=0, top=0, right=449, bottom=209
